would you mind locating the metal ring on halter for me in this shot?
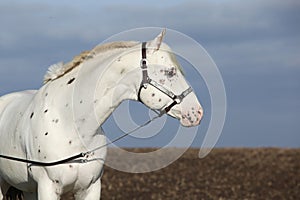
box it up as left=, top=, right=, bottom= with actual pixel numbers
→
left=140, top=58, right=148, bottom=68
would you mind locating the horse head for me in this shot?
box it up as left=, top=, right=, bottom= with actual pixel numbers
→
left=138, top=30, right=203, bottom=127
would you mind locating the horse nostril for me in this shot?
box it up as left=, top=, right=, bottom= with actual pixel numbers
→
left=198, top=107, right=203, bottom=115
left=196, top=107, right=204, bottom=122
left=197, top=110, right=202, bottom=116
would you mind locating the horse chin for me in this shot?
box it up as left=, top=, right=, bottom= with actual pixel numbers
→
left=179, top=110, right=203, bottom=127
left=180, top=117, right=201, bottom=127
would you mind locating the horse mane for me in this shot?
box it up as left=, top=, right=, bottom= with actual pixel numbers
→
left=43, top=41, right=139, bottom=84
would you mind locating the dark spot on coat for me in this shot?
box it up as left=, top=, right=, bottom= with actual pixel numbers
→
left=65, top=103, right=69, bottom=107
left=69, top=165, right=73, bottom=168
left=67, top=78, right=76, bottom=85
left=38, top=149, right=41, bottom=153
left=80, top=100, right=83, bottom=104
left=151, top=93, right=155, bottom=97
left=69, top=140, right=72, bottom=145
left=45, top=93, right=48, bottom=97
left=44, top=109, right=48, bottom=113
left=164, top=67, right=177, bottom=78
left=120, top=68, right=125, bottom=74
left=45, top=132, right=48, bottom=136
left=55, top=119, right=59, bottom=123
left=159, top=98, right=162, bottom=102
left=30, top=112, right=34, bottom=119
left=159, top=79, right=165, bottom=85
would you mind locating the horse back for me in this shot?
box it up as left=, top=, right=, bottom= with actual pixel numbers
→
left=0, top=90, right=37, bottom=114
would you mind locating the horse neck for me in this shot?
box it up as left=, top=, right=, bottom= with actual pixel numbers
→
left=72, top=47, right=141, bottom=141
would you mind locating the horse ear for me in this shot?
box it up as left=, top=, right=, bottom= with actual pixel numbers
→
left=147, top=29, right=166, bottom=53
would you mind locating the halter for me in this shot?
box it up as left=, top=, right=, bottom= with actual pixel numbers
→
left=138, top=42, right=193, bottom=116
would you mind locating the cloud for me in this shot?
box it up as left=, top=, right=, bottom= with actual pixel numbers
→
left=1, top=0, right=299, bottom=50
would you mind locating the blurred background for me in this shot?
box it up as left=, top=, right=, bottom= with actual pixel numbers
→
left=0, top=0, right=299, bottom=148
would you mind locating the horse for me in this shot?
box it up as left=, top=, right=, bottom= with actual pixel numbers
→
left=0, top=30, right=203, bottom=200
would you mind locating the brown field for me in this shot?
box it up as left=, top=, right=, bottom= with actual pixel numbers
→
left=101, top=148, right=299, bottom=200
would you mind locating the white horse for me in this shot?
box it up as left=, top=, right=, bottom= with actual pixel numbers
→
left=0, top=30, right=203, bottom=199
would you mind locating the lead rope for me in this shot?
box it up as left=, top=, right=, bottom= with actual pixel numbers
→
left=85, top=113, right=161, bottom=155
left=0, top=152, right=86, bottom=167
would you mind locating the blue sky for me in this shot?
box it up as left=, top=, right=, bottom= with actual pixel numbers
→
left=0, top=0, right=299, bottom=148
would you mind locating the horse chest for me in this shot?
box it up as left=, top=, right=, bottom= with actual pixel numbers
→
left=37, top=159, right=104, bottom=193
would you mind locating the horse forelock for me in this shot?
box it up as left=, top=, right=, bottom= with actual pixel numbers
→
left=43, top=41, right=140, bottom=84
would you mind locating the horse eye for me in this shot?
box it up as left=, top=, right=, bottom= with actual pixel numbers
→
left=165, top=67, right=177, bottom=78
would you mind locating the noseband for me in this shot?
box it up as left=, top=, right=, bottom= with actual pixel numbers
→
left=138, top=42, right=193, bottom=116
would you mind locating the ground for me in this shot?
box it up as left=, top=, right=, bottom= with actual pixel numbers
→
left=101, top=148, right=299, bottom=200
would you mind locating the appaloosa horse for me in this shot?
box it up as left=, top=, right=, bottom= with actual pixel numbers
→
left=0, top=30, right=203, bottom=199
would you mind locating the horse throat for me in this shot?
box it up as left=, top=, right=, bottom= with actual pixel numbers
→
left=93, top=63, right=140, bottom=125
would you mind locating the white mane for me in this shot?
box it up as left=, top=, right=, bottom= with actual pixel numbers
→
left=43, top=41, right=139, bottom=84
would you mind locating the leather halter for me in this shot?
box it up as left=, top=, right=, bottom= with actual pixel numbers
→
left=138, top=42, right=193, bottom=116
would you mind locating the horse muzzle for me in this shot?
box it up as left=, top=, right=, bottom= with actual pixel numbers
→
left=180, top=105, right=203, bottom=127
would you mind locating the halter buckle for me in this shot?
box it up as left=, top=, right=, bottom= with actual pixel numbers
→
left=174, top=97, right=182, bottom=104
left=142, top=83, right=148, bottom=89
left=140, top=58, right=148, bottom=68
